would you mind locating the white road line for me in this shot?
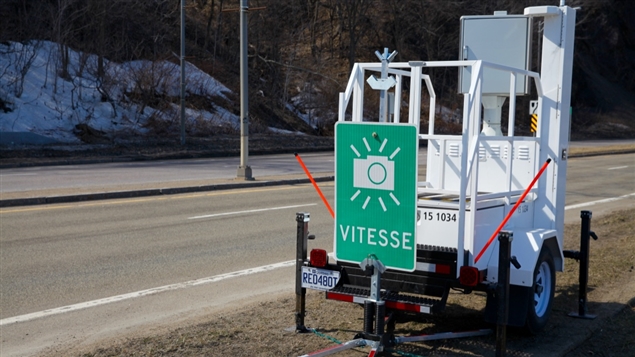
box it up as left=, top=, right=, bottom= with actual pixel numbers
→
left=0, top=260, right=295, bottom=326
left=565, top=193, right=635, bottom=210
left=6, top=194, right=633, bottom=326
left=188, top=203, right=317, bottom=220
left=608, top=166, right=628, bottom=170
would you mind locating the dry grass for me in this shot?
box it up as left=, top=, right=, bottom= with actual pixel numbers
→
left=569, top=144, right=635, bottom=157
left=70, top=208, right=635, bottom=357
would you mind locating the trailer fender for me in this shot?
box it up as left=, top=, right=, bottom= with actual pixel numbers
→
left=485, top=229, right=561, bottom=288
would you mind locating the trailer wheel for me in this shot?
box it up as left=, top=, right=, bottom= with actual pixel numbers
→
left=525, top=247, right=555, bottom=334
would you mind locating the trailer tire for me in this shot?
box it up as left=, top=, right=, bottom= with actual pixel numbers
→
left=525, top=247, right=555, bottom=334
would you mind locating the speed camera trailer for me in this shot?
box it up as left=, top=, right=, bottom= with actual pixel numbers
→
left=297, top=3, right=577, bottom=336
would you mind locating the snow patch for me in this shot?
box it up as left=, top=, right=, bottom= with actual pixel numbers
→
left=0, top=41, right=237, bottom=144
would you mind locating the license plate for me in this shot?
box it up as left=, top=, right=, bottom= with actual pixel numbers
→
left=301, top=266, right=340, bottom=291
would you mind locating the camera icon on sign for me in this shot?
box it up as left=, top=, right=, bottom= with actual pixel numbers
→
left=353, top=155, right=394, bottom=191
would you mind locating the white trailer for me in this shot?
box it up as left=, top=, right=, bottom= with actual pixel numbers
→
left=300, top=4, right=576, bottom=334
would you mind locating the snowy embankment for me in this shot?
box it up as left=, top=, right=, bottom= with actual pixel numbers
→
left=0, top=41, right=237, bottom=144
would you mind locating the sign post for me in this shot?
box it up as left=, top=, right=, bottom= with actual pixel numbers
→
left=334, top=122, right=418, bottom=272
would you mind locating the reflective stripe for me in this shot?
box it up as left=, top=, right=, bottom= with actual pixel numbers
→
left=327, top=293, right=432, bottom=314
left=416, top=262, right=436, bottom=272
left=416, top=262, right=451, bottom=274
left=326, top=292, right=365, bottom=304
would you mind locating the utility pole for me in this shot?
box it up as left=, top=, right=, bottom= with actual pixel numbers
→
left=236, top=0, right=253, bottom=180
left=180, top=0, right=186, bottom=146
left=222, top=1, right=264, bottom=179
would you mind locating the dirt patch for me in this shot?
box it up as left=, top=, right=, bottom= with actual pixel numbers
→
left=56, top=208, right=635, bottom=357
left=565, top=298, right=635, bottom=357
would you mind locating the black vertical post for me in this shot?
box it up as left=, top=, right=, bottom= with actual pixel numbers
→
left=295, top=212, right=310, bottom=332
left=363, top=301, right=375, bottom=334
left=569, top=210, right=597, bottom=319
left=496, top=231, right=513, bottom=357
left=375, top=301, right=386, bottom=335
left=578, top=210, right=591, bottom=316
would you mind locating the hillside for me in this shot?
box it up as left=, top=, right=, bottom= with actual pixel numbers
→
left=1, top=0, right=634, bottom=144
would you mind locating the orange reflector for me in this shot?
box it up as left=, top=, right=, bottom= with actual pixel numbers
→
left=459, top=266, right=481, bottom=287
left=310, top=249, right=328, bottom=268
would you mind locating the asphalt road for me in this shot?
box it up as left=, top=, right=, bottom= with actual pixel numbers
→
left=0, top=184, right=335, bottom=318
left=0, top=153, right=633, bottom=356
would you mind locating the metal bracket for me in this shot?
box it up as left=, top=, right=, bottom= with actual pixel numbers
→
left=371, top=47, right=398, bottom=122
left=360, top=256, right=386, bottom=302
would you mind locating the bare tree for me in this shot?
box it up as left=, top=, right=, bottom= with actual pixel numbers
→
left=4, top=41, right=41, bottom=98
left=334, top=0, right=371, bottom=69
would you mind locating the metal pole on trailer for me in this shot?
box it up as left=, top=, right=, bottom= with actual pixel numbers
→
left=496, top=231, right=514, bottom=357
left=295, top=153, right=334, bottom=218
left=295, top=212, right=311, bottom=332
left=374, top=48, right=397, bottom=123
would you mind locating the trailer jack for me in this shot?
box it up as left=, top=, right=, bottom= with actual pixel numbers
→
left=298, top=254, right=491, bottom=357
left=564, top=210, right=598, bottom=319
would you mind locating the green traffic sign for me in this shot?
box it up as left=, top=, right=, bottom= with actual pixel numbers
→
left=334, top=122, right=418, bottom=272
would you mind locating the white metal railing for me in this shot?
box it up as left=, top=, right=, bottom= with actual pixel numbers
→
left=337, top=59, right=544, bottom=275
